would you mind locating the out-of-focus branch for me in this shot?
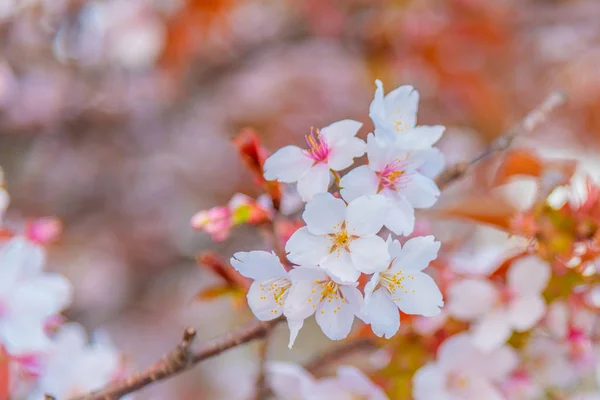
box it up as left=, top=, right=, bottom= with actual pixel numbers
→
left=304, top=337, right=378, bottom=376
left=69, top=318, right=283, bottom=400
left=252, top=332, right=272, bottom=400
left=435, top=90, right=567, bottom=190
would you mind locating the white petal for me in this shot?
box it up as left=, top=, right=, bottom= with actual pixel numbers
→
left=339, top=166, right=379, bottom=203
left=401, top=174, right=440, bottom=208
left=284, top=267, right=326, bottom=321
left=322, top=251, right=361, bottom=283
left=0, top=237, right=45, bottom=290
left=447, top=279, right=498, bottom=320
left=267, top=362, right=315, bottom=397
left=413, top=148, right=445, bottom=178
left=315, top=293, right=355, bottom=341
left=508, top=294, right=545, bottom=331
left=334, top=366, right=389, bottom=400
left=286, top=319, right=305, bottom=349
left=349, top=236, right=390, bottom=274
left=345, top=195, right=388, bottom=236
left=230, top=251, right=288, bottom=281
left=437, top=333, right=480, bottom=370
left=247, top=280, right=289, bottom=321
left=393, top=271, right=443, bottom=317
left=297, top=163, right=331, bottom=201
left=457, top=374, right=505, bottom=400
left=319, top=119, right=363, bottom=144
left=483, top=345, right=519, bottom=382
left=327, top=137, right=366, bottom=171
left=285, top=227, right=331, bottom=266
left=364, top=288, right=400, bottom=338
left=366, top=132, right=396, bottom=171
left=546, top=301, right=569, bottom=339
left=413, top=363, right=451, bottom=400
left=9, top=274, right=73, bottom=319
left=472, top=310, right=513, bottom=352
left=369, top=80, right=387, bottom=130
left=1, top=317, right=50, bottom=353
left=263, top=145, right=313, bottom=182
left=507, top=255, right=550, bottom=296
left=340, top=286, right=365, bottom=321
left=383, top=85, right=419, bottom=132
left=384, top=195, right=415, bottom=236
left=397, top=125, right=445, bottom=149
left=391, top=235, right=440, bottom=272
left=302, top=192, right=347, bottom=235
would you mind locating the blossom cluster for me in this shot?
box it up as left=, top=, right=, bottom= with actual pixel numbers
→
left=0, top=178, right=124, bottom=400
left=230, top=80, right=446, bottom=347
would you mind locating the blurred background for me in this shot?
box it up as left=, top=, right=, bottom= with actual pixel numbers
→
left=1, top=0, right=600, bottom=398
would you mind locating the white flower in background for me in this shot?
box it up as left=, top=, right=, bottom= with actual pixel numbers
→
left=283, top=267, right=363, bottom=348
left=413, top=333, right=518, bottom=400
left=230, top=250, right=291, bottom=321
left=285, top=193, right=389, bottom=282
left=0, top=237, right=72, bottom=354
left=268, top=363, right=388, bottom=400
left=312, top=366, right=389, bottom=400
left=264, top=120, right=366, bottom=201
left=447, top=255, right=551, bottom=352
left=29, top=323, right=121, bottom=400
left=268, top=362, right=316, bottom=400
left=340, top=134, right=443, bottom=235
left=369, top=80, right=445, bottom=147
left=522, top=336, right=578, bottom=390
left=363, top=236, right=443, bottom=338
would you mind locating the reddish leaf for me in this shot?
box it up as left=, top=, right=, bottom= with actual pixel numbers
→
left=493, top=148, right=543, bottom=186
left=232, top=128, right=282, bottom=210
left=195, top=284, right=244, bottom=301
left=197, top=252, right=249, bottom=290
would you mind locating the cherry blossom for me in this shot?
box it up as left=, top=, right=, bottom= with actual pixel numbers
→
left=268, top=363, right=388, bottom=400
left=283, top=267, right=363, bottom=347
left=263, top=120, right=366, bottom=201
left=369, top=79, right=445, bottom=147
left=413, top=333, right=518, bottom=400
left=522, top=336, right=578, bottom=390
left=340, top=133, right=443, bottom=235
left=447, top=255, right=551, bottom=352
left=312, top=366, right=389, bottom=400
left=285, top=192, right=389, bottom=282
left=0, top=237, right=72, bottom=355
left=267, top=362, right=315, bottom=400
left=29, top=323, right=122, bottom=400
left=230, top=250, right=291, bottom=321
left=363, top=236, right=443, bottom=338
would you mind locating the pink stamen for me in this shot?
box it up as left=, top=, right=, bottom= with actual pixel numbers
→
left=304, top=128, right=330, bottom=162
left=377, top=159, right=414, bottom=190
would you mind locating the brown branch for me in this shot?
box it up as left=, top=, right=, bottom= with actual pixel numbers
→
left=435, top=90, right=566, bottom=190
left=70, top=318, right=284, bottom=400
left=304, top=337, right=377, bottom=376
left=252, top=332, right=271, bottom=400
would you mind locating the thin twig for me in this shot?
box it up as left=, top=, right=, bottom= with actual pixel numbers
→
left=70, top=318, right=283, bottom=400
left=304, top=337, right=377, bottom=376
left=435, top=90, right=566, bottom=190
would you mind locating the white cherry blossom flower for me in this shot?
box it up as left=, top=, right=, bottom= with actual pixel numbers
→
left=283, top=267, right=363, bottom=348
left=230, top=250, right=291, bottom=321
left=263, top=120, right=366, bottom=201
left=312, top=366, right=389, bottom=400
left=285, top=192, right=389, bottom=282
left=447, top=255, right=551, bottom=352
left=523, top=336, right=578, bottom=390
left=340, top=134, right=443, bottom=236
left=29, top=323, right=122, bottom=400
left=369, top=79, right=445, bottom=147
left=0, top=237, right=72, bottom=355
left=363, top=236, right=443, bottom=339
left=413, top=333, right=518, bottom=400
left=267, top=362, right=316, bottom=400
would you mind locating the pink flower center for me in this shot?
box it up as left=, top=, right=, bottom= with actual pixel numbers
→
left=377, top=159, right=413, bottom=190
left=497, top=286, right=515, bottom=305
left=304, top=128, right=330, bottom=162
